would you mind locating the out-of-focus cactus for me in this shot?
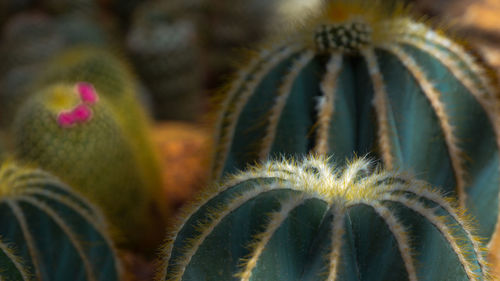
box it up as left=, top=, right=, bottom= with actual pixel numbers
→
left=211, top=0, right=500, bottom=241
left=0, top=161, right=122, bottom=280
left=33, top=47, right=163, bottom=206
left=159, top=156, right=491, bottom=281
left=127, top=0, right=203, bottom=121
left=0, top=11, right=113, bottom=129
left=12, top=82, right=165, bottom=250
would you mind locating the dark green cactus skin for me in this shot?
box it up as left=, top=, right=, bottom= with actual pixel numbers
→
left=0, top=237, right=30, bottom=281
left=211, top=5, right=500, bottom=241
left=160, top=157, right=490, bottom=281
left=126, top=0, right=203, bottom=121
left=12, top=83, right=163, bottom=250
left=0, top=162, right=122, bottom=280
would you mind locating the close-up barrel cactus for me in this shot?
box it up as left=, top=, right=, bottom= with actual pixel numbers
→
left=211, top=0, right=500, bottom=242
left=159, top=156, right=491, bottom=281
left=11, top=82, right=165, bottom=250
left=0, top=161, right=122, bottom=280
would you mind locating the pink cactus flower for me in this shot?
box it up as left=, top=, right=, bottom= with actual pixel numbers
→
left=71, top=104, right=93, bottom=123
left=76, top=82, right=99, bottom=105
left=57, top=111, right=76, bottom=128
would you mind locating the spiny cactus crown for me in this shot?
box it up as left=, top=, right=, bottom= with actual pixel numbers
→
left=315, top=18, right=372, bottom=53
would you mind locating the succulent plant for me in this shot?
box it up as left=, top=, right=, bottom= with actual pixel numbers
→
left=126, top=0, right=203, bottom=121
left=33, top=47, right=164, bottom=209
left=211, top=0, right=500, bottom=241
left=0, top=12, right=112, bottom=129
left=0, top=236, right=30, bottom=281
left=159, top=156, right=491, bottom=281
left=0, top=161, right=122, bottom=280
left=12, top=82, right=164, bottom=250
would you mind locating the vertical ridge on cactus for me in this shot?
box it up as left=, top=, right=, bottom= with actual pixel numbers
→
left=210, top=0, right=500, bottom=241
left=0, top=161, right=122, bottom=280
left=0, top=237, right=31, bottom=281
left=158, top=156, right=491, bottom=281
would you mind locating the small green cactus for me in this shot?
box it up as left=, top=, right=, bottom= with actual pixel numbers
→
left=159, top=156, right=491, bottom=281
left=33, top=47, right=164, bottom=212
left=211, top=0, right=500, bottom=240
left=12, top=82, right=164, bottom=250
left=0, top=161, right=122, bottom=280
left=127, top=0, right=203, bottom=121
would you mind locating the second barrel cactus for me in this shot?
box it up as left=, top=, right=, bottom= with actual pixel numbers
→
left=159, top=156, right=491, bottom=281
left=211, top=0, right=500, bottom=241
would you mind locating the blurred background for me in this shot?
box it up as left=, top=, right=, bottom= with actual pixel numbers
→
left=0, top=0, right=499, bottom=279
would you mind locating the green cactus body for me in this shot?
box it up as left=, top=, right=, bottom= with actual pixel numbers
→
left=12, top=82, right=163, bottom=249
left=0, top=162, right=122, bottom=280
left=0, top=237, right=30, bottom=281
left=159, top=156, right=490, bottom=281
left=127, top=0, right=203, bottom=121
left=33, top=47, right=164, bottom=210
left=211, top=1, right=500, bottom=240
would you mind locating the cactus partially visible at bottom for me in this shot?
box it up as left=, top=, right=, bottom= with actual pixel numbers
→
left=159, top=156, right=491, bottom=281
left=0, top=161, right=122, bottom=280
left=0, top=237, right=30, bottom=281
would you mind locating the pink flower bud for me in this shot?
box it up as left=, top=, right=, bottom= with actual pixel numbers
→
left=71, top=104, right=93, bottom=123
left=57, top=111, right=76, bottom=128
left=76, top=82, right=99, bottom=105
